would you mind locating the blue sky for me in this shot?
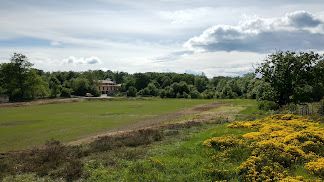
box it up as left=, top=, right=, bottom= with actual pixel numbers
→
left=0, top=0, right=324, bottom=77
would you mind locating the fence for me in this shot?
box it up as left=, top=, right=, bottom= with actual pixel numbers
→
left=285, top=101, right=324, bottom=116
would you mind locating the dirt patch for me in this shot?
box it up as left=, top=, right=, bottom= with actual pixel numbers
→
left=0, top=120, right=41, bottom=127
left=0, top=98, right=82, bottom=108
left=192, top=102, right=222, bottom=111
left=68, top=102, right=222, bottom=146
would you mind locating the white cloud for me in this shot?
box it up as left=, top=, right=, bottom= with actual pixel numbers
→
left=185, top=11, right=324, bottom=53
left=85, top=56, right=101, bottom=64
left=158, top=7, right=214, bottom=24
left=1, top=1, right=324, bottom=77
left=64, top=56, right=101, bottom=65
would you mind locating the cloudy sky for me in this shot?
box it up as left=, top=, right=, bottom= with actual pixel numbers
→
left=1, top=0, right=324, bottom=77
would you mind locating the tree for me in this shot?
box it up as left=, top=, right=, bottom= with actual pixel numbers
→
left=70, top=77, right=99, bottom=96
left=256, top=51, right=324, bottom=105
left=194, top=76, right=208, bottom=92
left=71, top=78, right=90, bottom=96
left=0, top=53, right=49, bottom=101
left=134, top=73, right=150, bottom=90
left=161, top=76, right=171, bottom=88
left=61, top=87, right=72, bottom=98
left=49, top=76, right=62, bottom=98
left=127, top=86, right=137, bottom=97
left=24, top=69, right=50, bottom=99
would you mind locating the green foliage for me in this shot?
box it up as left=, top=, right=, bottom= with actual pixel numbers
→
left=49, top=76, right=62, bottom=98
left=0, top=53, right=49, bottom=101
left=127, top=86, right=137, bottom=97
left=257, top=51, right=324, bottom=105
left=24, top=69, right=50, bottom=99
left=70, top=77, right=99, bottom=96
left=1, top=51, right=323, bottom=102
left=257, top=101, right=279, bottom=111
left=60, top=87, right=72, bottom=98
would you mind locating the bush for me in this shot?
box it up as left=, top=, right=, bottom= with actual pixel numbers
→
left=60, top=87, right=72, bottom=98
left=2, top=173, right=60, bottom=182
left=257, top=100, right=279, bottom=111
left=2, top=140, right=86, bottom=181
left=189, top=89, right=200, bottom=99
left=305, top=158, right=324, bottom=177
left=205, top=114, right=324, bottom=181
left=90, top=128, right=163, bottom=152
left=127, top=86, right=137, bottom=97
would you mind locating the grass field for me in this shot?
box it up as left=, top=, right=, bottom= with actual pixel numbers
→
left=1, top=99, right=323, bottom=181
left=81, top=100, right=323, bottom=181
left=0, top=98, right=213, bottom=152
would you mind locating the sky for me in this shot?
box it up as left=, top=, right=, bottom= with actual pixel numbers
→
left=1, top=0, right=324, bottom=77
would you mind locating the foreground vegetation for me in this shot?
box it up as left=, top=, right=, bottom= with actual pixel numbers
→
left=0, top=98, right=213, bottom=152
left=1, top=99, right=323, bottom=181
left=205, top=114, right=324, bottom=181
left=0, top=99, right=258, bottom=181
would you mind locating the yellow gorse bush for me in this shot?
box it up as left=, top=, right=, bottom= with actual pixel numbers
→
left=203, top=135, right=245, bottom=149
left=305, top=157, right=324, bottom=177
left=204, top=114, right=324, bottom=181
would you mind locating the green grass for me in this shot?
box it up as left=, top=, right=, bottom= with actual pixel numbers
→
left=85, top=124, right=253, bottom=181
left=0, top=98, right=213, bottom=152
left=83, top=99, right=260, bottom=181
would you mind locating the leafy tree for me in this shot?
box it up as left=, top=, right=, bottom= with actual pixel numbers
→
left=249, top=80, right=276, bottom=101
left=220, top=83, right=237, bottom=99
left=134, top=73, right=150, bottom=90
left=194, top=76, right=208, bottom=92
left=127, top=86, right=137, bottom=97
left=49, top=76, right=62, bottom=98
left=70, top=77, right=99, bottom=96
left=61, top=87, right=72, bottom=98
left=145, top=82, right=159, bottom=96
left=0, top=53, right=49, bottom=101
left=161, top=76, right=171, bottom=88
left=256, top=51, right=324, bottom=105
left=189, top=89, right=200, bottom=99
left=71, top=78, right=90, bottom=96
left=24, top=69, right=50, bottom=99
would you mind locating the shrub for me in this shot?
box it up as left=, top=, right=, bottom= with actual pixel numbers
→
left=203, top=136, right=245, bottom=150
left=2, top=173, right=60, bottom=182
left=127, top=86, right=137, bottom=97
left=204, top=114, right=324, bottom=181
left=189, top=89, right=200, bottom=99
left=2, top=140, right=85, bottom=181
left=257, top=100, right=279, bottom=111
left=305, top=158, right=324, bottom=177
left=90, top=128, right=163, bottom=152
left=63, top=159, right=83, bottom=181
left=60, top=87, right=72, bottom=98
left=208, top=168, right=235, bottom=181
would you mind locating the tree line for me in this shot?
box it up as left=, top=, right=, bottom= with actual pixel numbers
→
left=0, top=51, right=323, bottom=105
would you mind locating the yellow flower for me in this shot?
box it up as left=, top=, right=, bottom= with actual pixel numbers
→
left=305, top=157, right=324, bottom=177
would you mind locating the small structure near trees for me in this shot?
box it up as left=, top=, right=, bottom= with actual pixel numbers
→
left=97, top=78, right=121, bottom=95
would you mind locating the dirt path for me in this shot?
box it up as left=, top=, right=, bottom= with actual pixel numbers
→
left=68, top=102, right=222, bottom=146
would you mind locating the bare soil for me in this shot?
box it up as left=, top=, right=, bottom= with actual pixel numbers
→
left=0, top=98, right=82, bottom=108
